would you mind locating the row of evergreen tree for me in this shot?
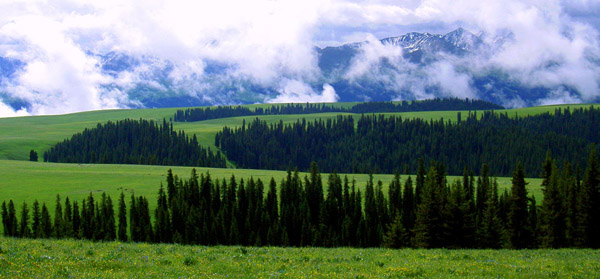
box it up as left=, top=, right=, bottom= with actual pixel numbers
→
left=3, top=148, right=599, bottom=248
left=216, top=106, right=600, bottom=176
left=173, top=98, right=503, bottom=122
left=43, top=119, right=226, bottom=168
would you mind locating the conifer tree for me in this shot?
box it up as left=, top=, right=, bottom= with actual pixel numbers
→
left=7, top=200, right=17, bottom=237
left=154, top=184, right=172, bottom=243
left=576, top=145, right=600, bottom=247
left=563, top=162, right=579, bottom=246
left=18, top=202, right=30, bottom=238
left=129, top=194, right=137, bottom=241
left=364, top=174, right=380, bottom=247
left=118, top=191, right=128, bottom=242
left=72, top=201, right=80, bottom=238
left=415, top=159, right=425, bottom=205
left=476, top=164, right=491, bottom=223
left=383, top=214, right=408, bottom=248
left=478, top=180, right=504, bottom=248
left=445, top=180, right=469, bottom=248
left=1, top=201, right=8, bottom=236
left=528, top=196, right=539, bottom=248
left=508, top=162, right=531, bottom=249
left=265, top=178, right=279, bottom=245
left=414, top=167, right=445, bottom=248
left=541, top=163, right=566, bottom=247
left=53, top=195, right=64, bottom=238
left=306, top=162, right=324, bottom=228
left=401, top=176, right=415, bottom=241
left=388, top=171, right=402, bottom=218
left=40, top=203, right=52, bottom=238
left=104, top=194, right=116, bottom=241
left=32, top=200, right=41, bottom=238
left=63, top=197, right=73, bottom=238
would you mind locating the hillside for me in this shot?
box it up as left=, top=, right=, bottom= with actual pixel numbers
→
left=0, top=103, right=592, bottom=161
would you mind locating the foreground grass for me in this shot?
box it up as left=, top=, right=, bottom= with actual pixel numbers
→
left=0, top=237, right=598, bottom=278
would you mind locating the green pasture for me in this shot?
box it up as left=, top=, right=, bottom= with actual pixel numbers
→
left=1, top=236, right=598, bottom=278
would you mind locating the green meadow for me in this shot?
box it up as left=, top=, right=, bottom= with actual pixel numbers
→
left=0, top=102, right=592, bottom=161
left=1, top=102, right=577, bottom=216
left=0, top=102, right=597, bottom=278
left=1, top=236, right=599, bottom=278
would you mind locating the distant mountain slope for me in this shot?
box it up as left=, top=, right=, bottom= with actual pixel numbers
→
left=1, top=28, right=598, bottom=111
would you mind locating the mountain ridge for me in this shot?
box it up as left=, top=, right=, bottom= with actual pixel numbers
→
left=1, top=28, right=597, bottom=113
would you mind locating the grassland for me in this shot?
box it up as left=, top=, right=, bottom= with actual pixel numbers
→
left=1, top=236, right=599, bottom=278
left=0, top=103, right=594, bottom=161
left=0, top=160, right=542, bottom=219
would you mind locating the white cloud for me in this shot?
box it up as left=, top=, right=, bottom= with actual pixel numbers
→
left=0, top=101, right=29, bottom=118
left=0, top=0, right=599, bottom=114
left=268, top=80, right=339, bottom=103
left=426, top=61, right=476, bottom=99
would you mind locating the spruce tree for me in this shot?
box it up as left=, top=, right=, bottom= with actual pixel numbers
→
left=118, top=191, right=128, bottom=242
left=576, top=145, right=600, bottom=247
left=7, top=200, right=17, bottom=237
left=401, top=176, right=415, bottom=242
left=32, top=200, right=41, bottom=238
left=1, top=201, right=8, bottom=236
left=63, top=197, right=73, bottom=238
left=18, top=202, right=30, bottom=238
left=383, top=214, right=408, bottom=248
left=364, top=174, right=380, bottom=247
left=445, top=180, right=468, bottom=248
left=72, top=201, right=81, bottom=238
left=414, top=167, right=444, bottom=248
left=388, top=171, right=402, bottom=218
left=53, top=194, right=64, bottom=238
left=40, top=203, right=52, bottom=238
left=508, top=162, right=531, bottom=249
left=528, top=196, right=539, bottom=248
left=415, top=159, right=426, bottom=205
left=104, top=195, right=116, bottom=241
left=154, top=184, right=172, bottom=243
left=478, top=180, right=504, bottom=248
left=29, top=149, right=38, bottom=161
left=541, top=163, right=566, bottom=247
left=563, top=162, right=579, bottom=246
left=129, top=194, right=137, bottom=241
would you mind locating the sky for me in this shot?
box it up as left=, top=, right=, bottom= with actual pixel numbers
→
left=0, top=0, right=599, bottom=116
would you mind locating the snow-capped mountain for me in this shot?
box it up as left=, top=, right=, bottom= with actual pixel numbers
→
left=1, top=28, right=597, bottom=112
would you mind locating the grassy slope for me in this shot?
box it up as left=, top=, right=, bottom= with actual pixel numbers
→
left=1, top=237, right=599, bottom=278
left=0, top=103, right=594, bottom=161
left=0, top=160, right=542, bottom=217
left=1, top=102, right=588, bottom=213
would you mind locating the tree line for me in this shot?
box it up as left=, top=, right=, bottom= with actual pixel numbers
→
left=44, top=119, right=226, bottom=168
left=3, top=148, right=599, bottom=248
left=173, top=98, right=503, bottom=122
left=216, top=106, right=600, bottom=176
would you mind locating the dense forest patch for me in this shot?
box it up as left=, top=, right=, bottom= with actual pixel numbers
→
left=174, top=98, right=503, bottom=122
left=44, top=119, right=226, bottom=168
left=216, top=106, right=600, bottom=176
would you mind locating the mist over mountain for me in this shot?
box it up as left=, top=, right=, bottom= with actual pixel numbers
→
left=1, top=0, right=599, bottom=116
left=2, top=27, right=596, bottom=113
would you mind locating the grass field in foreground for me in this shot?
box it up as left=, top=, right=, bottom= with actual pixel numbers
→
left=0, top=103, right=594, bottom=161
left=0, top=160, right=543, bottom=218
left=1, top=237, right=599, bottom=278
